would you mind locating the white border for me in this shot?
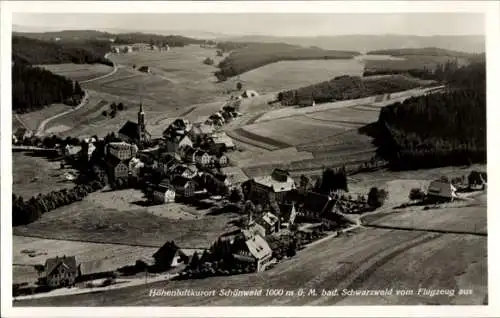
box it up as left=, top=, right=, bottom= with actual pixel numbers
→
left=2, top=1, right=499, bottom=317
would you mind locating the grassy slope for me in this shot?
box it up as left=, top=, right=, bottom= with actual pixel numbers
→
left=12, top=152, right=76, bottom=198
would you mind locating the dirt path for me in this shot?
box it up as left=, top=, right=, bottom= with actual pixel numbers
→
left=35, top=63, right=119, bottom=136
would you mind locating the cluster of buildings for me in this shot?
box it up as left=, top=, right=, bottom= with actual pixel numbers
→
left=112, top=43, right=170, bottom=54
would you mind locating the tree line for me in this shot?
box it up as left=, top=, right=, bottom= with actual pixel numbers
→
left=13, top=36, right=113, bottom=66
left=12, top=62, right=85, bottom=113
left=277, top=75, right=422, bottom=105
left=113, top=33, right=204, bottom=47
left=374, top=61, right=486, bottom=170
left=12, top=180, right=104, bottom=226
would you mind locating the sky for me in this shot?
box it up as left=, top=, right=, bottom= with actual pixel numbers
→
left=13, top=13, right=485, bottom=37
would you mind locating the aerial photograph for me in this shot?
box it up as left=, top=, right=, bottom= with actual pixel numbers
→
left=9, top=11, right=486, bottom=307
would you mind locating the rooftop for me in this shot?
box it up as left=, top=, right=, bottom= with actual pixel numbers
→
left=253, top=175, right=295, bottom=192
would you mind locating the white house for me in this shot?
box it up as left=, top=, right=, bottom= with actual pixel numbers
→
left=153, top=182, right=176, bottom=204
left=427, top=180, right=457, bottom=202
left=171, top=175, right=196, bottom=198
left=195, top=150, right=212, bottom=167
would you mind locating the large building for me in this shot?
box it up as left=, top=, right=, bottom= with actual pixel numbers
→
left=44, top=256, right=78, bottom=288
left=244, top=169, right=296, bottom=205
left=118, top=102, right=151, bottom=145
left=107, top=142, right=138, bottom=161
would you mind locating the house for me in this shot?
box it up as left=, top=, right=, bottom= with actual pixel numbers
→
left=247, top=169, right=296, bottom=205
left=258, top=212, right=280, bottom=235
left=165, top=134, right=193, bottom=153
left=158, top=152, right=181, bottom=173
left=13, top=127, right=33, bottom=142
left=211, top=132, right=235, bottom=151
left=152, top=241, right=189, bottom=270
left=219, top=222, right=266, bottom=244
left=241, top=89, right=259, bottom=98
left=232, top=233, right=273, bottom=272
left=44, top=256, right=78, bottom=288
left=189, top=122, right=215, bottom=142
left=107, top=141, right=138, bottom=160
left=128, top=157, right=144, bottom=177
left=77, top=259, right=115, bottom=282
left=170, top=175, right=196, bottom=197
left=220, top=166, right=250, bottom=186
left=279, top=203, right=297, bottom=228
left=138, top=66, right=150, bottom=73
left=64, top=145, right=82, bottom=157
left=180, top=146, right=197, bottom=163
left=216, top=154, right=229, bottom=167
left=194, top=149, right=212, bottom=167
left=153, top=181, right=176, bottom=204
left=106, top=156, right=130, bottom=182
left=427, top=180, right=457, bottom=202
left=300, top=191, right=335, bottom=219
left=169, top=164, right=198, bottom=180
left=163, top=119, right=193, bottom=138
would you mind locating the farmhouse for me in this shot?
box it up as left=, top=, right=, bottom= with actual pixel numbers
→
left=209, top=132, right=235, bottom=153
left=118, top=102, right=151, bottom=144
left=232, top=232, right=273, bottom=272
left=152, top=241, right=189, bottom=270
left=241, top=90, right=259, bottom=98
left=300, top=192, right=335, bottom=218
left=44, top=256, right=78, bottom=288
left=105, top=156, right=130, bottom=182
left=427, top=180, right=457, bottom=202
left=163, top=119, right=193, bottom=138
left=107, top=141, right=138, bottom=160
left=153, top=181, right=176, bottom=204
left=77, top=259, right=115, bottom=282
left=171, top=175, right=196, bottom=198
left=215, top=154, right=229, bottom=167
left=189, top=122, right=215, bottom=142
left=258, top=212, right=280, bottom=235
left=246, top=169, right=296, bottom=205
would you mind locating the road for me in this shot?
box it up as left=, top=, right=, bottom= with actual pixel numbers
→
left=34, top=62, right=119, bottom=136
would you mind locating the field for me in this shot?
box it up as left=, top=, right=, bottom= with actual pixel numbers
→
left=13, top=189, right=240, bottom=249
left=13, top=236, right=157, bottom=284
left=12, top=152, right=76, bottom=198
left=222, top=59, right=364, bottom=94
left=37, top=64, right=114, bottom=82
left=17, top=103, right=73, bottom=132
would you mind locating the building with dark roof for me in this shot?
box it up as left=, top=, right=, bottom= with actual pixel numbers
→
left=105, top=155, right=130, bottom=182
left=118, top=102, right=151, bottom=144
left=152, top=241, right=189, bottom=270
left=170, top=175, right=196, bottom=197
left=300, top=192, right=335, bottom=219
left=44, top=256, right=78, bottom=287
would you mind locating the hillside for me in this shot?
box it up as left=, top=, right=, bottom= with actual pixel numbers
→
left=366, top=47, right=476, bottom=59
left=12, top=36, right=113, bottom=66
left=215, top=42, right=360, bottom=80
left=216, top=34, right=485, bottom=54
left=12, top=62, right=85, bottom=113
left=277, top=75, right=427, bottom=105
left=113, top=32, right=205, bottom=47
left=13, top=30, right=115, bottom=43
left=372, top=61, right=486, bottom=170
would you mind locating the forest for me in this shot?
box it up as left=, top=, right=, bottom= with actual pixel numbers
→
left=12, top=62, right=85, bottom=113
left=366, top=47, right=475, bottom=58
left=215, top=43, right=359, bottom=81
left=113, top=33, right=204, bottom=47
left=277, top=75, right=423, bottom=105
left=13, top=36, right=113, bottom=66
left=373, top=60, right=486, bottom=170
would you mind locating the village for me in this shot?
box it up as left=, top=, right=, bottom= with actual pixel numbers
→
left=12, top=81, right=487, bottom=298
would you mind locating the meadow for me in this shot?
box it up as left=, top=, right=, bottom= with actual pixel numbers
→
left=13, top=189, right=240, bottom=249
left=37, top=63, right=114, bottom=82
left=12, top=152, right=77, bottom=198
left=17, top=103, right=73, bottom=132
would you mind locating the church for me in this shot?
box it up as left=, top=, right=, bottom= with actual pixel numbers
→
left=118, top=101, right=151, bottom=145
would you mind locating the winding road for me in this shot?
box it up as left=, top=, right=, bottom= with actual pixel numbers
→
left=34, top=62, right=119, bottom=136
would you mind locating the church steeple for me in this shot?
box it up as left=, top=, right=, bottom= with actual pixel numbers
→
left=137, top=98, right=145, bottom=143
